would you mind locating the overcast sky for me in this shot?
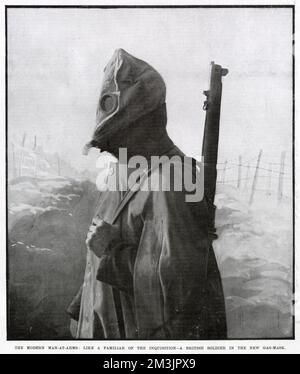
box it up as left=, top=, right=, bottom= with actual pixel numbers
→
left=7, top=7, right=293, bottom=173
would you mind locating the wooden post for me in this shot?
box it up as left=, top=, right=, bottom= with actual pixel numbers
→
left=267, top=162, right=272, bottom=196
left=237, top=155, right=242, bottom=188
left=277, top=151, right=286, bottom=202
left=222, top=160, right=227, bottom=184
left=22, top=133, right=27, bottom=147
left=33, top=135, right=37, bottom=150
left=249, top=150, right=262, bottom=205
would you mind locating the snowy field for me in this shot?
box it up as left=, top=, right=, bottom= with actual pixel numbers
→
left=214, top=184, right=293, bottom=338
left=7, top=176, right=293, bottom=339
left=8, top=176, right=98, bottom=339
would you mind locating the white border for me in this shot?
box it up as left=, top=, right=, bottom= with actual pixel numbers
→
left=0, top=0, right=298, bottom=354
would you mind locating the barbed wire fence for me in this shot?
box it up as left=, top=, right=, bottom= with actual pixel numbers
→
left=9, top=134, right=293, bottom=206
left=216, top=149, right=292, bottom=205
left=8, top=134, right=62, bottom=179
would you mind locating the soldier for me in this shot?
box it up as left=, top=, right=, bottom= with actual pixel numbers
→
left=67, top=49, right=227, bottom=339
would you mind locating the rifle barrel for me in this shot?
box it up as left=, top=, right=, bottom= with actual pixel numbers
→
left=202, top=62, right=228, bottom=235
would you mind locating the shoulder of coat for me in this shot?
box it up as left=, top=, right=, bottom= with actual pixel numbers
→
left=139, top=156, right=203, bottom=193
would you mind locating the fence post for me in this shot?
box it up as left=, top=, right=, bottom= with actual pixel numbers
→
left=22, top=133, right=27, bottom=147
left=249, top=150, right=263, bottom=205
left=277, top=151, right=286, bottom=202
left=18, top=133, right=27, bottom=177
left=237, top=155, right=242, bottom=188
left=222, top=160, right=227, bottom=184
left=267, top=162, right=272, bottom=196
left=33, top=135, right=37, bottom=150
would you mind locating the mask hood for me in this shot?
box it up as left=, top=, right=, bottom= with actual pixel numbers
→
left=83, top=49, right=168, bottom=156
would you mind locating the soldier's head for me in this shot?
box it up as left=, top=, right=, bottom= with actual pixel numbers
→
left=83, top=49, right=169, bottom=158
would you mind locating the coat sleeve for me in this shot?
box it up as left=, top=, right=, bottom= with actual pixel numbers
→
left=135, top=185, right=211, bottom=339
left=86, top=218, right=135, bottom=294
left=96, top=242, right=135, bottom=294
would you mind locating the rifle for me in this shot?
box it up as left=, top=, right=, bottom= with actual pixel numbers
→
left=202, top=61, right=228, bottom=239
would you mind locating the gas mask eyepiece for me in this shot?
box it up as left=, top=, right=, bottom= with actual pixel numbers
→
left=99, top=93, right=118, bottom=114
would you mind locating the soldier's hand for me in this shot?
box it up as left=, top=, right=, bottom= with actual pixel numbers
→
left=86, top=216, right=120, bottom=258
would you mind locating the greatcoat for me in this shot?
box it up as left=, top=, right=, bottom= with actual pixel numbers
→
left=67, top=49, right=227, bottom=339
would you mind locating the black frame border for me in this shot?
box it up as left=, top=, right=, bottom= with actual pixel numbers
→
left=5, top=4, right=296, bottom=342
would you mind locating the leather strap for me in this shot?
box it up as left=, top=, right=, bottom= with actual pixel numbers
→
left=111, top=158, right=170, bottom=224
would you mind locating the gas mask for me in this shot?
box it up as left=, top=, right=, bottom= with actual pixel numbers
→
left=83, top=48, right=166, bottom=155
